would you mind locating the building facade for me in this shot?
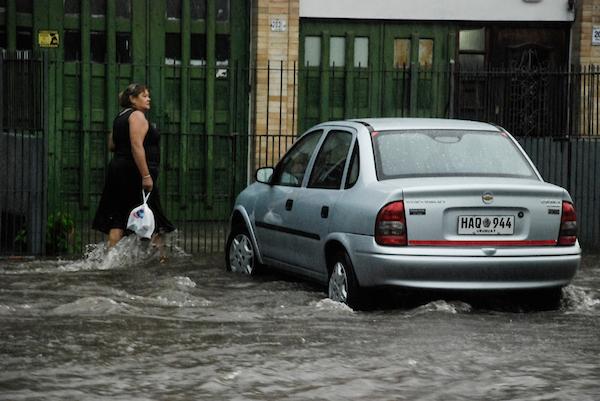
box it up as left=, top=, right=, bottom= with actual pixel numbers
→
left=1, top=0, right=599, bottom=254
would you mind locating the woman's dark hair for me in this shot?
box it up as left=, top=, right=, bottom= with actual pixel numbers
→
left=118, top=83, right=148, bottom=108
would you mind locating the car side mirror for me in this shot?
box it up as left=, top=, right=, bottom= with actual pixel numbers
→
left=255, top=167, right=274, bottom=184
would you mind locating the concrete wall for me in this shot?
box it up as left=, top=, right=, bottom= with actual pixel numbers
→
left=300, top=0, right=575, bottom=22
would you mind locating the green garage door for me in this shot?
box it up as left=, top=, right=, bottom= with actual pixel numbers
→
left=299, top=20, right=455, bottom=133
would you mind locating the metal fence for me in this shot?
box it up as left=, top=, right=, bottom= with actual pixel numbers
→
left=453, top=64, right=600, bottom=138
left=297, top=63, right=600, bottom=138
left=0, top=128, right=46, bottom=255
left=519, top=136, right=600, bottom=248
left=1, top=131, right=294, bottom=256
left=2, top=55, right=600, bottom=255
left=1, top=52, right=47, bottom=255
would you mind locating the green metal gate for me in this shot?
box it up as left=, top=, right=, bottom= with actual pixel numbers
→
left=1, top=0, right=250, bottom=254
left=298, top=20, right=456, bottom=133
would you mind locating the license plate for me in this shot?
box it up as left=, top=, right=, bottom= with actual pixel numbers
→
left=458, top=215, right=514, bottom=235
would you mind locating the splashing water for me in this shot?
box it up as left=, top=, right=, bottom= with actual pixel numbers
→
left=60, top=230, right=189, bottom=272
left=410, top=299, right=473, bottom=315
left=312, top=298, right=355, bottom=313
left=561, top=285, right=600, bottom=313
left=56, top=236, right=156, bottom=271
left=0, top=231, right=189, bottom=275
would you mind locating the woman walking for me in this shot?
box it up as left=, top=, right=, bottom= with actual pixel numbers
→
left=92, top=83, right=174, bottom=250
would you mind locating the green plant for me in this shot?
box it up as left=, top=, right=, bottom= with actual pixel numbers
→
left=45, top=212, right=75, bottom=255
left=13, top=227, right=28, bottom=252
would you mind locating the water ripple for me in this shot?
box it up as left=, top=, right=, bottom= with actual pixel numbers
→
left=1, top=254, right=599, bottom=400
left=148, top=289, right=212, bottom=308
left=50, top=296, right=139, bottom=315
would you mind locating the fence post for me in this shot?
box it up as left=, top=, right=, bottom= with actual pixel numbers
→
left=292, top=61, right=297, bottom=136
left=0, top=52, right=3, bottom=254
left=249, top=64, right=257, bottom=183
left=320, top=31, right=330, bottom=122
left=206, top=0, right=216, bottom=209
left=409, top=33, right=420, bottom=116
left=41, top=52, right=48, bottom=256
left=0, top=51, right=3, bottom=137
left=179, top=0, right=191, bottom=210
left=449, top=59, right=455, bottom=118
left=80, top=0, right=91, bottom=210
left=279, top=60, right=283, bottom=136
left=229, top=131, right=238, bottom=210
left=345, top=32, right=355, bottom=119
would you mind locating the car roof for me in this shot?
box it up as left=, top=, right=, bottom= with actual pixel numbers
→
left=327, top=118, right=501, bottom=132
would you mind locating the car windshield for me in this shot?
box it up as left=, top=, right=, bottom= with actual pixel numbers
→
left=372, top=129, right=537, bottom=180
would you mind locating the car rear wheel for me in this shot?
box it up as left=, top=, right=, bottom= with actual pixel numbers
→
left=503, top=287, right=564, bottom=311
left=328, top=250, right=361, bottom=309
left=226, top=225, right=259, bottom=275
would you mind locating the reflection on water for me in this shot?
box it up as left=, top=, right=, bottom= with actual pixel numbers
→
left=0, top=240, right=599, bottom=400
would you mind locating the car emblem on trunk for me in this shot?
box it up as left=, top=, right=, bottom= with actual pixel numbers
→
left=482, top=192, right=494, bottom=204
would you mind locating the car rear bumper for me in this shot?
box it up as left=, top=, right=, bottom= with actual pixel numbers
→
left=348, top=235, right=581, bottom=290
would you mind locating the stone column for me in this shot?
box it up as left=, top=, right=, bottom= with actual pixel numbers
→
left=576, top=0, right=600, bottom=64
left=251, top=0, right=300, bottom=168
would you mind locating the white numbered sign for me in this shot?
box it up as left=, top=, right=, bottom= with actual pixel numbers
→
left=593, top=27, right=600, bottom=46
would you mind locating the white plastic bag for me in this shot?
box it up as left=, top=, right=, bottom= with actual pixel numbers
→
left=126, top=191, right=155, bottom=239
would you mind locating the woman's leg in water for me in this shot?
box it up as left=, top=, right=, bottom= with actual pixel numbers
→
left=108, top=228, right=124, bottom=248
left=151, top=233, right=167, bottom=263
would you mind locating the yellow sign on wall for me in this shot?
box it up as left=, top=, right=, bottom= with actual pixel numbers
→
left=38, top=31, right=59, bottom=48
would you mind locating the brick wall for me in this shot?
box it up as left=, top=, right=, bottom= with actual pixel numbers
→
left=576, top=0, right=600, bottom=64
left=251, top=0, right=300, bottom=168
left=573, top=0, right=600, bottom=135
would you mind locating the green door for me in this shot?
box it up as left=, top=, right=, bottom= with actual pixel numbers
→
left=299, top=20, right=456, bottom=132
left=298, top=21, right=382, bottom=133
left=382, top=24, right=454, bottom=117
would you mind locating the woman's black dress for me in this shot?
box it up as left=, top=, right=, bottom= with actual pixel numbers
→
left=92, top=108, right=175, bottom=235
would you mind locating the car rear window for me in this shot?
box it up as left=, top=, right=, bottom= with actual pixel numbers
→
left=372, top=129, right=537, bottom=180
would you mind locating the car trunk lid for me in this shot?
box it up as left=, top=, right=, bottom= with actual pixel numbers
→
left=399, top=177, right=564, bottom=246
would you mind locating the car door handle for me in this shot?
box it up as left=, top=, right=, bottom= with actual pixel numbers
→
left=285, top=199, right=293, bottom=211
left=321, top=206, right=329, bottom=218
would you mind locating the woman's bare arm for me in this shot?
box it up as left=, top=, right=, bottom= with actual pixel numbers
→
left=129, top=110, right=153, bottom=192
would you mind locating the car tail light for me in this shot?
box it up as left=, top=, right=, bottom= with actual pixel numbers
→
left=375, top=201, right=407, bottom=246
left=558, top=201, right=577, bottom=246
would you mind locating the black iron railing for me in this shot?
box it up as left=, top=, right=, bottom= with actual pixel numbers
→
left=2, top=52, right=600, bottom=255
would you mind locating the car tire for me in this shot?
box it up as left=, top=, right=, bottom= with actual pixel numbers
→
left=511, top=287, right=564, bottom=311
left=226, top=224, right=260, bottom=276
left=328, top=250, right=361, bottom=309
left=534, top=287, right=564, bottom=310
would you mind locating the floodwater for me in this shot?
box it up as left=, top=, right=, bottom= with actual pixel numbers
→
left=1, top=237, right=599, bottom=401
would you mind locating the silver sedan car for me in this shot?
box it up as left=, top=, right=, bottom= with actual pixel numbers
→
left=226, top=118, right=581, bottom=308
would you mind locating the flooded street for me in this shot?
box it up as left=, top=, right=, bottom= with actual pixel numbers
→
left=1, top=238, right=599, bottom=400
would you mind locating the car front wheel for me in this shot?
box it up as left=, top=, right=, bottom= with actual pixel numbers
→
left=226, top=225, right=259, bottom=275
left=328, top=250, right=361, bottom=309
